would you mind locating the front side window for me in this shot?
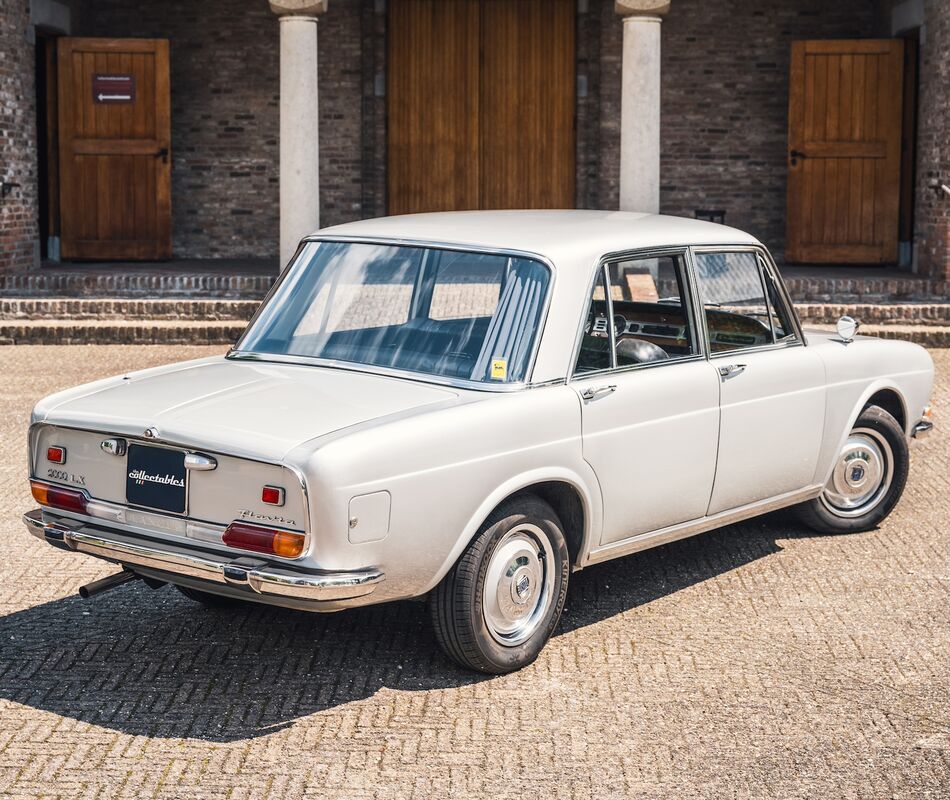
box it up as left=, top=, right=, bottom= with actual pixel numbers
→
left=236, top=241, right=550, bottom=384
left=693, top=250, right=795, bottom=352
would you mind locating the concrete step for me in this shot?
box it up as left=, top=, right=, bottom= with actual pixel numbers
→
left=1, top=319, right=947, bottom=347
left=0, top=320, right=244, bottom=346
left=0, top=269, right=276, bottom=300
left=1, top=298, right=947, bottom=326
left=782, top=272, right=948, bottom=303
left=0, top=298, right=260, bottom=321
left=794, top=303, right=950, bottom=326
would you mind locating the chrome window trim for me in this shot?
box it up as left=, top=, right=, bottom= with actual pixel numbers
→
left=568, top=246, right=706, bottom=381
left=688, top=244, right=807, bottom=358
left=28, top=421, right=315, bottom=562
left=229, top=235, right=557, bottom=393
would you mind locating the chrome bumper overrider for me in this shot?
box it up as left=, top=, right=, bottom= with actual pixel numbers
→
left=912, top=419, right=934, bottom=440
left=23, top=509, right=383, bottom=604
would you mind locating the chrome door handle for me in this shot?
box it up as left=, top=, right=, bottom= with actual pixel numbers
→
left=580, top=384, right=617, bottom=401
left=718, top=364, right=746, bottom=379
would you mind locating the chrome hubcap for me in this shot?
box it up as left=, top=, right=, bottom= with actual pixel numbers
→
left=820, top=427, right=893, bottom=518
left=483, top=525, right=555, bottom=646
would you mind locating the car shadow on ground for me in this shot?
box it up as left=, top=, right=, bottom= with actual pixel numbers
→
left=0, top=510, right=816, bottom=742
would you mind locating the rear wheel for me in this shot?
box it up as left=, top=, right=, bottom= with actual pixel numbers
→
left=796, top=405, right=909, bottom=534
left=176, top=585, right=246, bottom=608
left=430, top=495, right=570, bottom=674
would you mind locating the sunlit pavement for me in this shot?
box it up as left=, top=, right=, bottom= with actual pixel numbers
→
left=0, top=345, right=947, bottom=799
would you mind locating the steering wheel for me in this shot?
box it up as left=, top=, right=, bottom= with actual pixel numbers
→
left=616, top=338, right=670, bottom=364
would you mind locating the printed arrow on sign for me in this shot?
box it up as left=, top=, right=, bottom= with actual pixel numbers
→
left=98, top=94, right=132, bottom=101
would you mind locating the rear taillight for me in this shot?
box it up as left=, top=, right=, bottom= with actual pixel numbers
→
left=223, top=521, right=305, bottom=558
left=30, top=480, right=88, bottom=514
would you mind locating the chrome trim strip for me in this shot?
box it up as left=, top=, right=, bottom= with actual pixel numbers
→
left=584, top=484, right=823, bottom=565
left=229, top=235, right=558, bottom=391
left=28, top=422, right=315, bottom=560
left=23, top=509, right=383, bottom=603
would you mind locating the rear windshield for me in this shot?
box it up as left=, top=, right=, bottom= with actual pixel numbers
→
left=234, top=241, right=551, bottom=385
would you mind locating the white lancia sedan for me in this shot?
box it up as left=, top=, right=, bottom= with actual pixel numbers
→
left=25, top=211, right=935, bottom=673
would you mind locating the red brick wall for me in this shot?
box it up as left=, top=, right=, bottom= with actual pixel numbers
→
left=590, top=0, right=877, bottom=261
left=81, top=0, right=364, bottom=260
left=915, top=0, right=950, bottom=280
left=0, top=0, right=38, bottom=271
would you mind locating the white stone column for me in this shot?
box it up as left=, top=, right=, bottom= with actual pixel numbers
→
left=615, top=1, right=670, bottom=214
left=270, top=0, right=327, bottom=267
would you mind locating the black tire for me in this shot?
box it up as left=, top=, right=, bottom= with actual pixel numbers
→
left=795, top=404, right=909, bottom=534
left=176, top=585, right=246, bottom=608
left=430, top=494, right=570, bottom=674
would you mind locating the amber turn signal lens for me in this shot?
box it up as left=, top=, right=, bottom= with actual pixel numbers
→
left=222, top=521, right=305, bottom=558
left=30, top=480, right=88, bottom=514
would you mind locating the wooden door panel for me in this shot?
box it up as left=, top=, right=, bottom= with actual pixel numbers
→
left=58, top=38, right=170, bottom=260
left=480, top=0, right=575, bottom=209
left=787, top=39, right=903, bottom=264
left=388, top=0, right=480, bottom=215
left=388, top=0, right=575, bottom=214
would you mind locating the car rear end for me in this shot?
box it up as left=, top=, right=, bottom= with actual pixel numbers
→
left=25, top=423, right=383, bottom=609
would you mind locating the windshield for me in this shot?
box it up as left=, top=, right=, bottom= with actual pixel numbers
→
left=235, top=241, right=551, bottom=385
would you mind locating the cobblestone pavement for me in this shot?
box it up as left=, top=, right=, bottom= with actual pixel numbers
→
left=0, top=346, right=947, bottom=799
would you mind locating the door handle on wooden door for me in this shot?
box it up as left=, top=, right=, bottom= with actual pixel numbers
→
left=580, top=384, right=617, bottom=401
left=718, top=364, right=746, bottom=379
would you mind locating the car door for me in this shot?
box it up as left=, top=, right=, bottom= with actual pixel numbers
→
left=692, top=247, right=826, bottom=515
left=572, top=251, right=721, bottom=546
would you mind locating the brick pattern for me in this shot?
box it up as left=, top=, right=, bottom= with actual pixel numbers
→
left=914, top=0, right=950, bottom=280
left=79, top=0, right=365, bottom=260
left=0, top=345, right=947, bottom=796
left=592, top=0, right=878, bottom=259
left=0, top=0, right=38, bottom=272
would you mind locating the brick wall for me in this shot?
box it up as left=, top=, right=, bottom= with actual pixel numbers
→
left=82, top=0, right=364, bottom=260
left=0, top=0, right=38, bottom=271
left=915, top=0, right=950, bottom=280
left=590, top=0, right=877, bottom=261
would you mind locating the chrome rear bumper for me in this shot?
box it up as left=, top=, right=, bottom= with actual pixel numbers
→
left=23, top=509, right=383, bottom=607
left=912, top=419, right=934, bottom=440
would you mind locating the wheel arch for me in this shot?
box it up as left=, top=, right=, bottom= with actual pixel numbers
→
left=423, top=468, right=600, bottom=596
left=863, top=387, right=907, bottom=434
left=816, top=379, right=911, bottom=487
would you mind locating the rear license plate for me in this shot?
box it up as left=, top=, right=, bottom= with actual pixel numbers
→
left=126, top=444, right=187, bottom=514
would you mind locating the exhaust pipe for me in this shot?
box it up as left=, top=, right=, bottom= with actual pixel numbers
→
left=79, top=569, right=139, bottom=599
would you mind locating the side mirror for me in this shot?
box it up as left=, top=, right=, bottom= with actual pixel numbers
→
left=836, top=315, right=859, bottom=343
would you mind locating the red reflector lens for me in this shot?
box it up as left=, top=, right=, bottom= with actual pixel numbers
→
left=47, top=446, right=66, bottom=464
left=223, top=522, right=305, bottom=558
left=261, top=486, right=284, bottom=506
left=30, top=480, right=88, bottom=514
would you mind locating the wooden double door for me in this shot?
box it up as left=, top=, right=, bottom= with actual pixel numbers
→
left=57, top=37, right=171, bottom=260
left=388, top=0, right=576, bottom=215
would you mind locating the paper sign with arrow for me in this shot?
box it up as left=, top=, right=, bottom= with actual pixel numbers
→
left=92, top=74, right=136, bottom=105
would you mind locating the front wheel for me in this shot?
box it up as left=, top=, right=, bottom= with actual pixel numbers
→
left=795, top=405, right=909, bottom=534
left=430, top=495, right=570, bottom=674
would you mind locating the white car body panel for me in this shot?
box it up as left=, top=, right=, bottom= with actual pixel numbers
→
left=572, top=359, right=720, bottom=543
left=708, top=344, right=826, bottom=514
left=23, top=211, right=935, bottom=612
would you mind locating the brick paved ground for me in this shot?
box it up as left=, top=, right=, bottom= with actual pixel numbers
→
left=0, top=346, right=947, bottom=799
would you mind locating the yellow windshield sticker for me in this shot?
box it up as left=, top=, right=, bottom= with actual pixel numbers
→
left=490, top=358, right=507, bottom=381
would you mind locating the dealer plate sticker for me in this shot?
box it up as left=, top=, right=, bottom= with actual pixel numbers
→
left=126, top=444, right=187, bottom=514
